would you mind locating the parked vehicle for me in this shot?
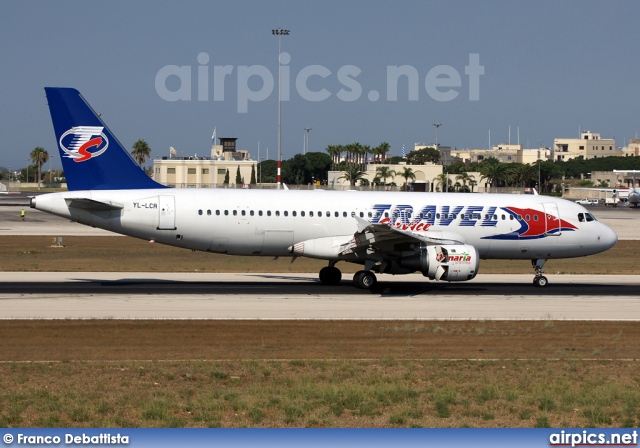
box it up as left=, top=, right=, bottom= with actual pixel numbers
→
left=575, top=198, right=598, bottom=206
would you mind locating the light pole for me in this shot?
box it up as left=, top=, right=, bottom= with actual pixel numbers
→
left=303, top=127, right=312, bottom=154
left=260, top=157, right=264, bottom=185
left=433, top=123, right=443, bottom=191
left=25, top=158, right=30, bottom=184
left=432, top=123, right=442, bottom=149
left=272, top=28, right=290, bottom=189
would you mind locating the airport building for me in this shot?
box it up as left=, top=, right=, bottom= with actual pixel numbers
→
left=152, top=138, right=257, bottom=188
left=621, top=139, right=640, bottom=157
left=450, top=144, right=549, bottom=165
left=553, top=131, right=618, bottom=161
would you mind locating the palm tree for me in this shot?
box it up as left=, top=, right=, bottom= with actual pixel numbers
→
left=325, top=144, right=342, bottom=171
left=377, top=141, right=391, bottom=163
left=479, top=160, right=508, bottom=191
left=362, top=145, right=371, bottom=170
left=338, top=164, right=367, bottom=187
left=509, top=163, right=536, bottom=188
left=399, top=167, right=416, bottom=191
left=131, top=139, right=151, bottom=166
left=455, top=172, right=475, bottom=192
left=468, top=178, right=478, bottom=192
left=433, top=173, right=451, bottom=192
left=30, top=147, right=49, bottom=190
left=375, top=166, right=396, bottom=186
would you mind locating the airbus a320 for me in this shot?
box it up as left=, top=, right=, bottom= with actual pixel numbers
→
left=32, top=88, right=618, bottom=289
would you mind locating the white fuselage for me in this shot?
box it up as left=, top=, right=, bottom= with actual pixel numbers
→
left=33, top=189, right=617, bottom=265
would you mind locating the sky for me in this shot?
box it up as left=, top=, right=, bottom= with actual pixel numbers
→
left=1, top=0, right=640, bottom=171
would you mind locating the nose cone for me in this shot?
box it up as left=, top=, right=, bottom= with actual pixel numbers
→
left=598, top=223, right=618, bottom=252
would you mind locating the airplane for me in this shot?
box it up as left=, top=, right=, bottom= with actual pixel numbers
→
left=613, top=170, right=640, bottom=207
left=31, top=87, right=618, bottom=289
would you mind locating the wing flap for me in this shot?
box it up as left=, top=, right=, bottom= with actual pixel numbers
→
left=341, top=216, right=465, bottom=255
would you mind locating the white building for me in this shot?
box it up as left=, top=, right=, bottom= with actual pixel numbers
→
left=451, top=145, right=549, bottom=164
left=153, top=138, right=257, bottom=188
left=553, top=131, right=617, bottom=161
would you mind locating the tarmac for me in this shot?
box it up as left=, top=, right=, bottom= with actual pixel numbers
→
left=1, top=193, right=639, bottom=320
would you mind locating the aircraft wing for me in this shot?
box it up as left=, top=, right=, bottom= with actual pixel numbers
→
left=340, top=216, right=465, bottom=255
left=65, top=198, right=124, bottom=211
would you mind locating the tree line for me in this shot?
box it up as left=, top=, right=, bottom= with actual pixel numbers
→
left=8, top=137, right=639, bottom=192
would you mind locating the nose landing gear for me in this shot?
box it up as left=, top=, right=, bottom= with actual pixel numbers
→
left=532, top=259, right=548, bottom=287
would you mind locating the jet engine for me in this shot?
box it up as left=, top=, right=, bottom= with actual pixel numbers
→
left=399, top=244, right=479, bottom=281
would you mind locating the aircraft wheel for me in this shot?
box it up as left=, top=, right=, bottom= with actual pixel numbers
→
left=320, top=266, right=341, bottom=285
left=353, top=270, right=377, bottom=289
left=533, top=276, right=548, bottom=288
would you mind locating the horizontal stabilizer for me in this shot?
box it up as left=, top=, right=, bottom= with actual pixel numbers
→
left=65, top=198, right=124, bottom=211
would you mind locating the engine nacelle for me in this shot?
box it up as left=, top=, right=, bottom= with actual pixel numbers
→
left=399, top=244, right=479, bottom=281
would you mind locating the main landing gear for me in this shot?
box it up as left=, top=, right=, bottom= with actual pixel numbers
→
left=532, top=259, right=548, bottom=287
left=318, top=263, right=378, bottom=289
left=353, top=270, right=377, bottom=289
left=319, top=263, right=342, bottom=286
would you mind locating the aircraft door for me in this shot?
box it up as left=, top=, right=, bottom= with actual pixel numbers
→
left=542, top=202, right=561, bottom=236
left=158, top=195, right=176, bottom=230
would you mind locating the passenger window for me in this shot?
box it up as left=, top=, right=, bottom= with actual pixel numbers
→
left=359, top=212, right=364, bottom=218
left=250, top=210, right=254, bottom=216
left=493, top=215, right=498, bottom=220
left=276, top=211, right=280, bottom=217
left=224, top=210, right=229, bottom=216
left=533, top=215, right=538, bottom=221
left=258, top=210, right=263, bottom=216
left=509, top=215, right=514, bottom=220
left=384, top=212, right=389, bottom=218
left=525, top=214, right=530, bottom=221
left=207, top=210, right=211, bottom=216
left=502, top=215, right=506, bottom=220
left=284, top=211, right=288, bottom=217
left=343, top=211, right=347, bottom=217
left=198, top=210, right=203, bottom=215
left=326, top=211, right=330, bottom=217
left=233, top=210, right=237, bottom=216
left=351, top=211, right=355, bottom=217
left=436, top=213, right=440, bottom=219
left=309, top=211, right=314, bottom=217
left=241, top=210, right=246, bottom=216
left=368, top=212, right=372, bottom=218
left=267, top=211, right=271, bottom=216
left=216, top=210, right=220, bottom=216
left=301, top=211, right=305, bottom=217
left=335, top=211, right=339, bottom=217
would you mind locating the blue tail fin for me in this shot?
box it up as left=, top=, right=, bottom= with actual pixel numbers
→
left=45, top=87, right=165, bottom=191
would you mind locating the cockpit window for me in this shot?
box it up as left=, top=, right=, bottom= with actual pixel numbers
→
left=578, top=213, right=597, bottom=222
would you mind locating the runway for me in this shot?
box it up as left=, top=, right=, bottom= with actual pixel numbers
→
left=2, top=197, right=639, bottom=321
left=1, top=272, right=639, bottom=320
